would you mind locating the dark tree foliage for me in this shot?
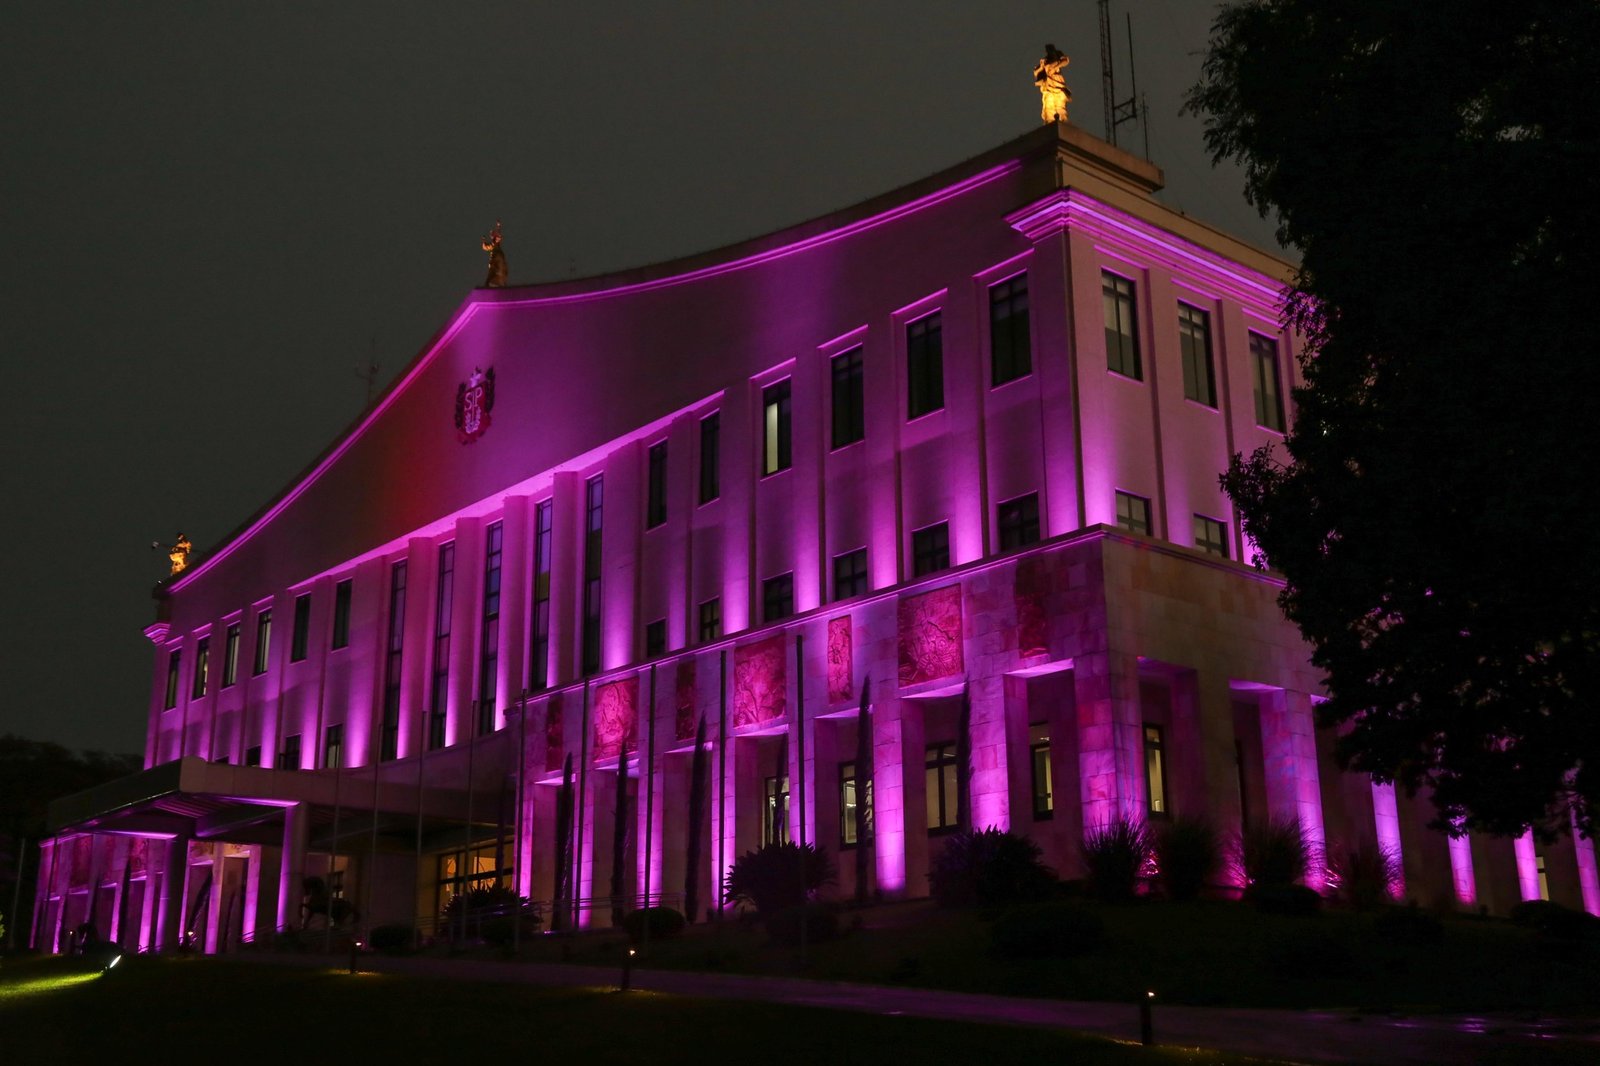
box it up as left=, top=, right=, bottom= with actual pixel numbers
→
left=1190, top=2, right=1600, bottom=839
left=723, top=841, right=835, bottom=915
left=551, top=754, right=574, bottom=931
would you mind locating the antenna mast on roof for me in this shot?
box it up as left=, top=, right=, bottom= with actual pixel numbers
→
left=1098, top=1, right=1145, bottom=155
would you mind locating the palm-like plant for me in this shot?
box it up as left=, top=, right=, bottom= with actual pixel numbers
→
left=723, top=841, right=835, bottom=915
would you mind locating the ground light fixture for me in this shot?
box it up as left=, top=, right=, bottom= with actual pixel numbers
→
left=1140, top=990, right=1155, bottom=1046
left=619, top=947, right=636, bottom=992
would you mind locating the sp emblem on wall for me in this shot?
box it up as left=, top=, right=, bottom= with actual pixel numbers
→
left=454, top=366, right=495, bottom=443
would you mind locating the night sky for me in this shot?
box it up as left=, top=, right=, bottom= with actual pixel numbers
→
left=2, top=2, right=1280, bottom=756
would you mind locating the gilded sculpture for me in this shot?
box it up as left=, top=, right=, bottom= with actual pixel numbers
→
left=481, top=219, right=507, bottom=288
left=167, top=534, right=192, bottom=576
left=1034, top=44, right=1071, bottom=124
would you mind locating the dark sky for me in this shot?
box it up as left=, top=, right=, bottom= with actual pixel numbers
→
left=2, top=2, right=1279, bottom=756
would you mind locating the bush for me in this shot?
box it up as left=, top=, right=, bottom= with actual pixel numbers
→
left=724, top=841, right=836, bottom=915
left=1238, top=818, right=1312, bottom=890
left=990, top=902, right=1106, bottom=960
left=367, top=924, right=412, bottom=953
left=1083, top=818, right=1153, bottom=902
left=621, top=906, right=687, bottom=943
left=928, top=828, right=1057, bottom=909
left=441, top=885, right=540, bottom=941
left=1158, top=817, right=1219, bottom=901
left=764, top=901, right=841, bottom=946
left=1509, top=900, right=1600, bottom=943
left=1247, top=883, right=1323, bottom=916
left=1333, top=843, right=1401, bottom=910
left=1372, top=904, right=1442, bottom=946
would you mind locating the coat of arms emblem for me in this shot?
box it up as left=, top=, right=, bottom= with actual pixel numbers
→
left=454, top=366, right=495, bottom=443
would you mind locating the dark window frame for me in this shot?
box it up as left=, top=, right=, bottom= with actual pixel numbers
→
left=1194, top=514, right=1229, bottom=558
left=1250, top=332, right=1286, bottom=432
left=925, top=742, right=960, bottom=833
left=1030, top=738, right=1053, bottom=821
left=380, top=559, right=408, bottom=760
left=1177, top=303, right=1217, bottom=407
left=1102, top=271, right=1142, bottom=380
left=699, top=413, right=721, bottom=504
left=222, top=623, right=240, bottom=688
left=644, top=618, right=668, bottom=658
left=253, top=609, right=272, bottom=676
left=832, top=547, right=868, bottom=602
left=290, top=593, right=311, bottom=662
left=998, top=493, right=1041, bottom=551
left=1115, top=491, right=1151, bottom=536
left=646, top=441, right=669, bottom=528
left=331, top=578, right=353, bottom=650
left=1144, top=723, right=1169, bottom=817
left=191, top=636, right=209, bottom=700
left=164, top=649, right=181, bottom=710
left=989, top=274, right=1032, bottom=385
left=831, top=347, right=866, bottom=448
left=761, top=380, right=792, bottom=476
left=906, top=312, right=944, bottom=419
left=911, top=522, right=950, bottom=578
left=761, top=573, right=794, bottom=624
left=697, top=598, right=722, bottom=643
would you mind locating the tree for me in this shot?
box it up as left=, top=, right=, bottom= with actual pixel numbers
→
left=1189, top=2, right=1600, bottom=839
left=550, top=754, right=574, bottom=932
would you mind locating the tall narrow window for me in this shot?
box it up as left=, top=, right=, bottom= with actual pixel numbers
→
left=1250, top=332, right=1286, bottom=431
left=1536, top=853, right=1550, bottom=901
left=529, top=500, right=553, bottom=690
left=1144, top=724, right=1168, bottom=816
left=164, top=649, right=181, bottom=710
left=762, top=773, right=790, bottom=846
left=911, top=522, right=950, bottom=577
left=192, top=636, right=210, bottom=700
left=698, top=598, right=722, bottom=643
left=998, top=493, right=1041, bottom=550
left=762, top=380, right=791, bottom=475
left=833, top=548, right=868, bottom=601
left=323, top=723, right=344, bottom=770
left=582, top=476, right=603, bottom=675
left=280, top=733, right=302, bottom=770
left=1193, top=514, right=1229, bottom=558
left=290, top=593, right=312, bottom=662
left=926, top=743, right=959, bottom=832
left=222, top=623, right=240, bottom=688
left=253, top=609, right=272, bottom=676
left=646, top=441, right=668, bottom=528
left=762, top=573, right=794, bottom=623
left=477, top=520, right=502, bottom=736
left=990, top=275, right=1031, bottom=385
left=430, top=541, right=455, bottom=750
left=906, top=313, right=944, bottom=418
left=840, top=761, right=871, bottom=847
left=1031, top=736, right=1053, bottom=820
left=644, top=619, right=667, bottom=658
left=1115, top=491, right=1151, bottom=535
left=699, top=413, right=720, bottom=503
left=1102, top=272, right=1141, bottom=379
left=331, top=579, right=353, bottom=650
left=245, top=745, right=261, bottom=767
left=830, top=347, right=865, bottom=447
left=380, top=560, right=407, bottom=760
left=1177, top=304, right=1217, bottom=407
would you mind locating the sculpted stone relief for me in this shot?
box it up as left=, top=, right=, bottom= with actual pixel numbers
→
left=898, top=584, right=964, bottom=686
left=734, top=635, right=787, bottom=729
left=592, top=676, right=639, bottom=760
left=827, top=615, right=853, bottom=703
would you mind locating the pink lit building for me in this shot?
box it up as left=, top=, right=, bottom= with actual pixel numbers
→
left=34, top=124, right=1600, bottom=953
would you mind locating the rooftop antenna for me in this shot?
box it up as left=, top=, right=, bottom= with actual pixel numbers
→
left=355, top=337, right=380, bottom=408
left=1098, top=1, right=1143, bottom=153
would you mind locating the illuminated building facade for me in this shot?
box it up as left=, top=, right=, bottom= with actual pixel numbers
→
left=34, top=124, right=1600, bottom=953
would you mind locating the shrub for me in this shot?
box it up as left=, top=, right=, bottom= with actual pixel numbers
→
left=764, top=901, right=842, bottom=946
left=1238, top=818, right=1311, bottom=890
left=1248, top=883, right=1323, bottom=916
left=1509, top=900, right=1600, bottom=943
left=1158, top=817, right=1219, bottom=901
left=1333, top=843, right=1401, bottom=910
left=367, top=923, right=412, bottom=953
left=990, top=902, right=1106, bottom=960
left=1373, top=904, right=1442, bottom=946
left=1083, top=818, right=1153, bottom=902
left=621, top=906, right=688, bottom=943
left=724, top=841, right=836, bottom=915
left=928, top=828, right=1056, bottom=908
left=441, top=885, right=540, bottom=941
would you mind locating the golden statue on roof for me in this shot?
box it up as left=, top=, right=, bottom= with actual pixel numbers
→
left=1034, top=44, right=1071, bottom=124
left=167, top=534, right=192, bottom=576
left=481, top=219, right=508, bottom=288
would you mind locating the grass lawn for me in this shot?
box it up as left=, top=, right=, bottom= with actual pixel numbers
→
left=0, top=954, right=1281, bottom=1066
left=487, top=898, right=1600, bottom=1013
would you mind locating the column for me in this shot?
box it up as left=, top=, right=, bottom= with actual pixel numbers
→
left=204, top=849, right=225, bottom=954
left=1258, top=688, right=1327, bottom=889
left=156, top=833, right=191, bottom=952
left=872, top=687, right=909, bottom=895
left=1074, top=650, right=1146, bottom=831
left=276, top=803, right=309, bottom=932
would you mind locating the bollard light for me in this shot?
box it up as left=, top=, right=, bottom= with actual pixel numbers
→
left=1139, top=990, right=1155, bottom=1046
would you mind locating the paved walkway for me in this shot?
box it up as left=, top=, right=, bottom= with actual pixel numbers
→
left=244, top=952, right=1600, bottom=1065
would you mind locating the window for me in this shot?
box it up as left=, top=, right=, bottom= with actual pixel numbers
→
left=998, top=493, right=1041, bottom=550
left=164, top=649, right=181, bottom=710
left=222, top=623, right=240, bottom=688
left=646, top=441, right=668, bottom=528
left=478, top=521, right=503, bottom=736
left=1177, top=304, right=1217, bottom=407
left=762, top=774, right=790, bottom=846
left=245, top=745, right=261, bottom=767
left=1250, top=332, right=1285, bottom=431
left=1144, top=724, right=1168, bottom=816
left=911, top=522, right=950, bottom=577
left=191, top=637, right=209, bottom=700
left=529, top=500, right=552, bottom=690
left=831, top=347, right=865, bottom=447
left=990, top=275, right=1031, bottom=385
left=323, top=723, right=344, bottom=770
left=1115, top=491, right=1151, bottom=536
left=1536, top=853, right=1550, bottom=901
left=331, top=578, right=352, bottom=649
left=1031, top=735, right=1053, bottom=820
left=1102, top=272, right=1141, bottom=379
left=833, top=548, right=868, bottom=601
left=762, top=573, right=794, bottom=623
left=698, top=598, right=722, bottom=643
left=1194, top=514, right=1229, bottom=558
left=762, top=380, right=791, bottom=475
left=253, top=609, right=272, bottom=676
left=434, top=843, right=511, bottom=917
left=926, top=743, right=959, bottom=832
left=906, top=313, right=944, bottom=418
left=582, top=477, right=603, bottom=675
left=645, top=618, right=667, bottom=658
left=840, top=761, right=872, bottom=847
left=380, top=560, right=407, bottom=760
left=699, top=413, right=720, bottom=503
left=280, top=733, right=302, bottom=770
left=290, top=593, right=311, bottom=662
left=430, top=541, right=455, bottom=750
